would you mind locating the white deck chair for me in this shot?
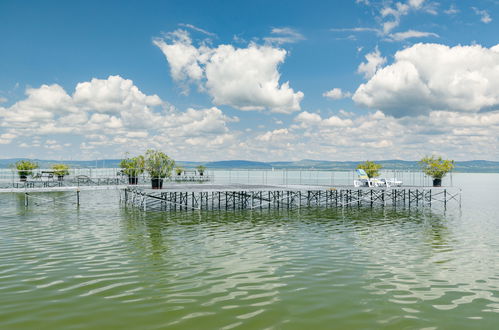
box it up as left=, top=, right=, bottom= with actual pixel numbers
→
left=355, top=169, right=374, bottom=187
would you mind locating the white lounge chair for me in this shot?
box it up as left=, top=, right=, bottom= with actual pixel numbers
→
left=355, top=169, right=374, bottom=187
left=354, top=170, right=403, bottom=188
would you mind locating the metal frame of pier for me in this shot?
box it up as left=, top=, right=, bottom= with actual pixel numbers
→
left=121, top=185, right=461, bottom=212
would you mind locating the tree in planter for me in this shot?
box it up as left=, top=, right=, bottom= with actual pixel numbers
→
left=14, top=160, right=38, bottom=181
left=356, top=161, right=382, bottom=178
left=51, top=164, right=70, bottom=181
left=120, top=154, right=145, bottom=185
left=175, top=167, right=184, bottom=176
left=419, top=155, right=454, bottom=187
left=196, top=165, right=206, bottom=176
left=145, top=149, right=175, bottom=189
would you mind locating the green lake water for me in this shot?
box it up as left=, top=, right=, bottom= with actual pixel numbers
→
left=1, top=173, right=499, bottom=329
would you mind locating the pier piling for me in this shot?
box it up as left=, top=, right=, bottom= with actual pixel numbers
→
left=121, top=184, right=461, bottom=212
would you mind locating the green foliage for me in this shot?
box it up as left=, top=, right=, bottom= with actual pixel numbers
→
left=14, top=160, right=38, bottom=177
left=196, top=165, right=206, bottom=175
left=145, top=149, right=175, bottom=179
left=120, top=154, right=145, bottom=177
left=175, top=167, right=184, bottom=175
left=419, top=155, right=455, bottom=179
left=51, top=163, right=70, bottom=177
left=356, top=161, right=382, bottom=178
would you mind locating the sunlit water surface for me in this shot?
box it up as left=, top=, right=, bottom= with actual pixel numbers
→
left=1, top=173, right=499, bottom=329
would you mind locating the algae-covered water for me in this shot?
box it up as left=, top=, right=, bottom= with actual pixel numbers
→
left=1, top=173, right=499, bottom=329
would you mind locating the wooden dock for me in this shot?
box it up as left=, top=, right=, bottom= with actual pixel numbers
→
left=121, top=184, right=461, bottom=211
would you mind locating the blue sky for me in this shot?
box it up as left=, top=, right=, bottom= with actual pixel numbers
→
left=1, top=0, right=499, bottom=161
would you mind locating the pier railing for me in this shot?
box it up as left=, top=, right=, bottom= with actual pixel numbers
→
left=0, top=168, right=447, bottom=189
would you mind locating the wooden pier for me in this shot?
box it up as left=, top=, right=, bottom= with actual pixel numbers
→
left=121, top=184, right=461, bottom=211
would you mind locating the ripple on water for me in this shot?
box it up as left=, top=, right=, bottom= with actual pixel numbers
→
left=2, top=186, right=499, bottom=328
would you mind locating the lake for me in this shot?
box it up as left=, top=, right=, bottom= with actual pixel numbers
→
left=0, top=172, right=498, bottom=329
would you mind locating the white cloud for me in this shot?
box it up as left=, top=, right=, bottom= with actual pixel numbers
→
left=178, top=23, right=217, bottom=37
left=0, top=84, right=75, bottom=126
left=264, top=27, right=305, bottom=45
left=353, top=43, right=499, bottom=117
left=0, top=76, right=238, bottom=160
left=256, top=128, right=290, bottom=142
left=323, top=88, right=352, bottom=100
left=381, top=2, right=410, bottom=33
left=444, top=5, right=459, bottom=15
left=0, top=97, right=7, bottom=103
left=344, top=0, right=437, bottom=37
left=330, top=27, right=381, bottom=34
left=389, top=30, right=439, bottom=41
left=153, top=29, right=304, bottom=114
left=295, top=111, right=353, bottom=128
left=408, top=0, right=425, bottom=8
left=357, top=47, right=387, bottom=79
left=1, top=133, right=16, bottom=140
left=0, top=75, right=165, bottom=131
left=295, top=111, right=322, bottom=126
left=286, top=108, right=499, bottom=160
left=73, top=75, right=162, bottom=113
left=472, top=7, right=492, bottom=24
left=153, top=30, right=205, bottom=84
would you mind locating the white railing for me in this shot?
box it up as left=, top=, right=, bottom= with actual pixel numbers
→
left=0, top=168, right=447, bottom=188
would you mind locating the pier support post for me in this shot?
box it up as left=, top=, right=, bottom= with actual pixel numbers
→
left=444, top=189, right=447, bottom=209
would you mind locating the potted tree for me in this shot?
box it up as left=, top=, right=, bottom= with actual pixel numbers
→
left=145, top=149, right=175, bottom=189
left=51, top=163, right=70, bottom=181
left=419, top=156, right=454, bottom=187
left=356, top=161, right=382, bottom=178
left=120, top=154, right=145, bottom=185
left=175, top=167, right=184, bottom=176
left=14, top=160, right=38, bottom=182
left=196, top=165, right=206, bottom=176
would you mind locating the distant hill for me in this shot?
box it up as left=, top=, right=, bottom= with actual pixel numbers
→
left=1, top=158, right=499, bottom=172
left=205, top=160, right=272, bottom=169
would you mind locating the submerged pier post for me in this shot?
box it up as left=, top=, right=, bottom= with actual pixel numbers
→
left=116, top=184, right=461, bottom=213
left=444, top=189, right=447, bottom=209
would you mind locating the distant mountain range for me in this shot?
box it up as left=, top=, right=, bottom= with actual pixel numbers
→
left=1, top=158, right=499, bottom=172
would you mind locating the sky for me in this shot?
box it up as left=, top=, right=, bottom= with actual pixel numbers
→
left=1, top=0, right=499, bottom=161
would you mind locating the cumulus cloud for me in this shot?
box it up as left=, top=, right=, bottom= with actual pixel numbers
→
left=2, top=74, right=499, bottom=160
left=0, top=76, right=238, bottom=160
left=153, top=29, right=304, bottom=114
left=323, top=88, right=352, bottom=100
left=357, top=47, right=387, bottom=79
left=73, top=75, right=162, bottom=113
left=287, top=109, right=499, bottom=160
left=0, top=84, right=75, bottom=126
left=153, top=30, right=205, bottom=84
left=353, top=43, right=499, bottom=117
left=295, top=111, right=353, bottom=128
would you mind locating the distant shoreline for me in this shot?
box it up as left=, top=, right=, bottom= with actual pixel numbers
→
left=1, top=158, right=499, bottom=173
